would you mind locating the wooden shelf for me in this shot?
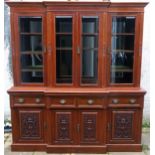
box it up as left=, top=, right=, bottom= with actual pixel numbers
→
left=21, top=51, right=43, bottom=54
left=20, top=32, right=42, bottom=35
left=56, top=32, right=72, bottom=35
left=112, top=49, right=134, bottom=53
left=56, top=48, right=72, bottom=50
left=82, top=33, right=98, bottom=36
left=112, top=33, right=135, bottom=36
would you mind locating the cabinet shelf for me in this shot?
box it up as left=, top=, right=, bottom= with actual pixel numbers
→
left=111, top=49, right=134, bottom=53
left=82, top=33, right=98, bottom=36
left=21, top=51, right=43, bottom=54
left=112, top=33, right=135, bottom=36
left=56, top=48, right=72, bottom=50
left=20, top=32, right=42, bottom=35
left=56, top=32, right=72, bottom=35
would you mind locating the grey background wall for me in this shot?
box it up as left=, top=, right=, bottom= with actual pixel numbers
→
left=3, top=0, right=150, bottom=122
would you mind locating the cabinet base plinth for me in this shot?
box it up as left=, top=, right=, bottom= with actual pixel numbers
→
left=107, top=144, right=142, bottom=152
left=46, top=145, right=107, bottom=153
left=11, top=144, right=46, bottom=152
left=11, top=144, right=142, bottom=153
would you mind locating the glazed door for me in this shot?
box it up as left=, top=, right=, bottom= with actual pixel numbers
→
left=77, top=13, right=103, bottom=86
left=108, top=109, right=140, bottom=144
left=51, top=13, right=76, bottom=86
left=14, top=13, right=46, bottom=85
left=107, top=14, right=140, bottom=86
left=79, top=110, right=104, bottom=144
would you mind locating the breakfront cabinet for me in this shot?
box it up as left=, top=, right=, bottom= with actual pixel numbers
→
left=6, top=0, right=148, bottom=153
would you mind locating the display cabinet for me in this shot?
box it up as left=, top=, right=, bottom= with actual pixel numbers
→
left=6, top=0, right=148, bottom=153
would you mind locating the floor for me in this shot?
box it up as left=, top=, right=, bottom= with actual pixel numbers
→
left=4, top=128, right=150, bottom=155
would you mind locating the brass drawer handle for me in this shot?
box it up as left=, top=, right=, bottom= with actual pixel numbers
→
left=112, top=99, right=119, bottom=104
left=87, top=99, right=94, bottom=105
left=18, top=98, right=24, bottom=103
left=35, top=98, right=41, bottom=103
left=129, top=99, right=136, bottom=104
left=60, top=99, right=66, bottom=105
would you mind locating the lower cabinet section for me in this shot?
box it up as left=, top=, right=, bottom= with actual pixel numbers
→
left=9, top=93, right=144, bottom=153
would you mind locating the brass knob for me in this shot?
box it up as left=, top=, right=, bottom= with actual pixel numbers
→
left=87, top=99, right=94, bottom=105
left=35, top=98, right=41, bottom=103
left=60, top=99, right=66, bottom=105
left=18, top=98, right=24, bottom=103
left=112, top=99, right=119, bottom=104
left=129, top=99, right=136, bottom=104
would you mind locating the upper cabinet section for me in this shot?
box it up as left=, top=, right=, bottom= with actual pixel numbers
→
left=6, top=1, right=148, bottom=87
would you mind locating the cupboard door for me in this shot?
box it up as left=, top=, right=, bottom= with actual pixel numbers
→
left=108, top=109, right=140, bottom=144
left=54, top=14, right=76, bottom=85
left=15, top=14, right=46, bottom=85
left=77, top=15, right=99, bottom=85
left=12, top=108, right=45, bottom=143
left=52, top=110, right=77, bottom=144
left=79, top=111, right=104, bottom=144
left=108, top=14, right=139, bottom=85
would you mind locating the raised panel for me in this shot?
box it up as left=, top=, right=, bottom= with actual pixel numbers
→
left=18, top=109, right=44, bottom=141
left=52, top=111, right=76, bottom=144
left=109, top=110, right=139, bottom=143
left=79, top=111, right=104, bottom=144
left=112, top=111, right=133, bottom=139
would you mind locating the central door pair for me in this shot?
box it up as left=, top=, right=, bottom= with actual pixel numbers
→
left=51, top=12, right=102, bottom=86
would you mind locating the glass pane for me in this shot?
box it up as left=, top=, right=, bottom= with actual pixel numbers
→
left=56, top=16, right=72, bottom=33
left=56, top=51, right=72, bottom=83
left=112, top=35, right=134, bottom=50
left=19, top=17, right=42, bottom=33
left=110, top=16, right=135, bottom=84
left=20, top=35, right=42, bottom=52
left=83, top=36, right=98, bottom=49
left=56, top=35, right=72, bottom=48
left=19, top=16, right=43, bottom=83
left=21, top=71, right=43, bottom=83
left=81, top=16, right=99, bottom=84
left=111, top=52, right=133, bottom=69
left=21, top=54, right=43, bottom=69
left=82, top=17, right=98, bottom=33
left=82, top=50, right=98, bottom=84
left=111, top=72, right=133, bottom=83
left=112, top=17, right=135, bottom=33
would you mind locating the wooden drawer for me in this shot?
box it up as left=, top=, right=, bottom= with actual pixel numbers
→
left=109, top=96, right=138, bottom=105
left=14, top=95, right=44, bottom=105
left=50, top=97, right=76, bottom=108
left=77, top=97, right=104, bottom=108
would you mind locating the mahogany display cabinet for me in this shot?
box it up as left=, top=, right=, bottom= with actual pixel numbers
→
left=6, top=0, right=148, bottom=153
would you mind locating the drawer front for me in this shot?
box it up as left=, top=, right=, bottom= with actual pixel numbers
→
left=50, top=97, right=76, bottom=108
left=77, top=97, right=104, bottom=108
left=109, top=96, right=138, bottom=105
left=14, top=96, right=43, bottom=104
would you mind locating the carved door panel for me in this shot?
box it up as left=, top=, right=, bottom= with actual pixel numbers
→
left=13, top=108, right=45, bottom=142
left=52, top=110, right=77, bottom=144
left=79, top=110, right=104, bottom=144
left=108, top=109, right=140, bottom=143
